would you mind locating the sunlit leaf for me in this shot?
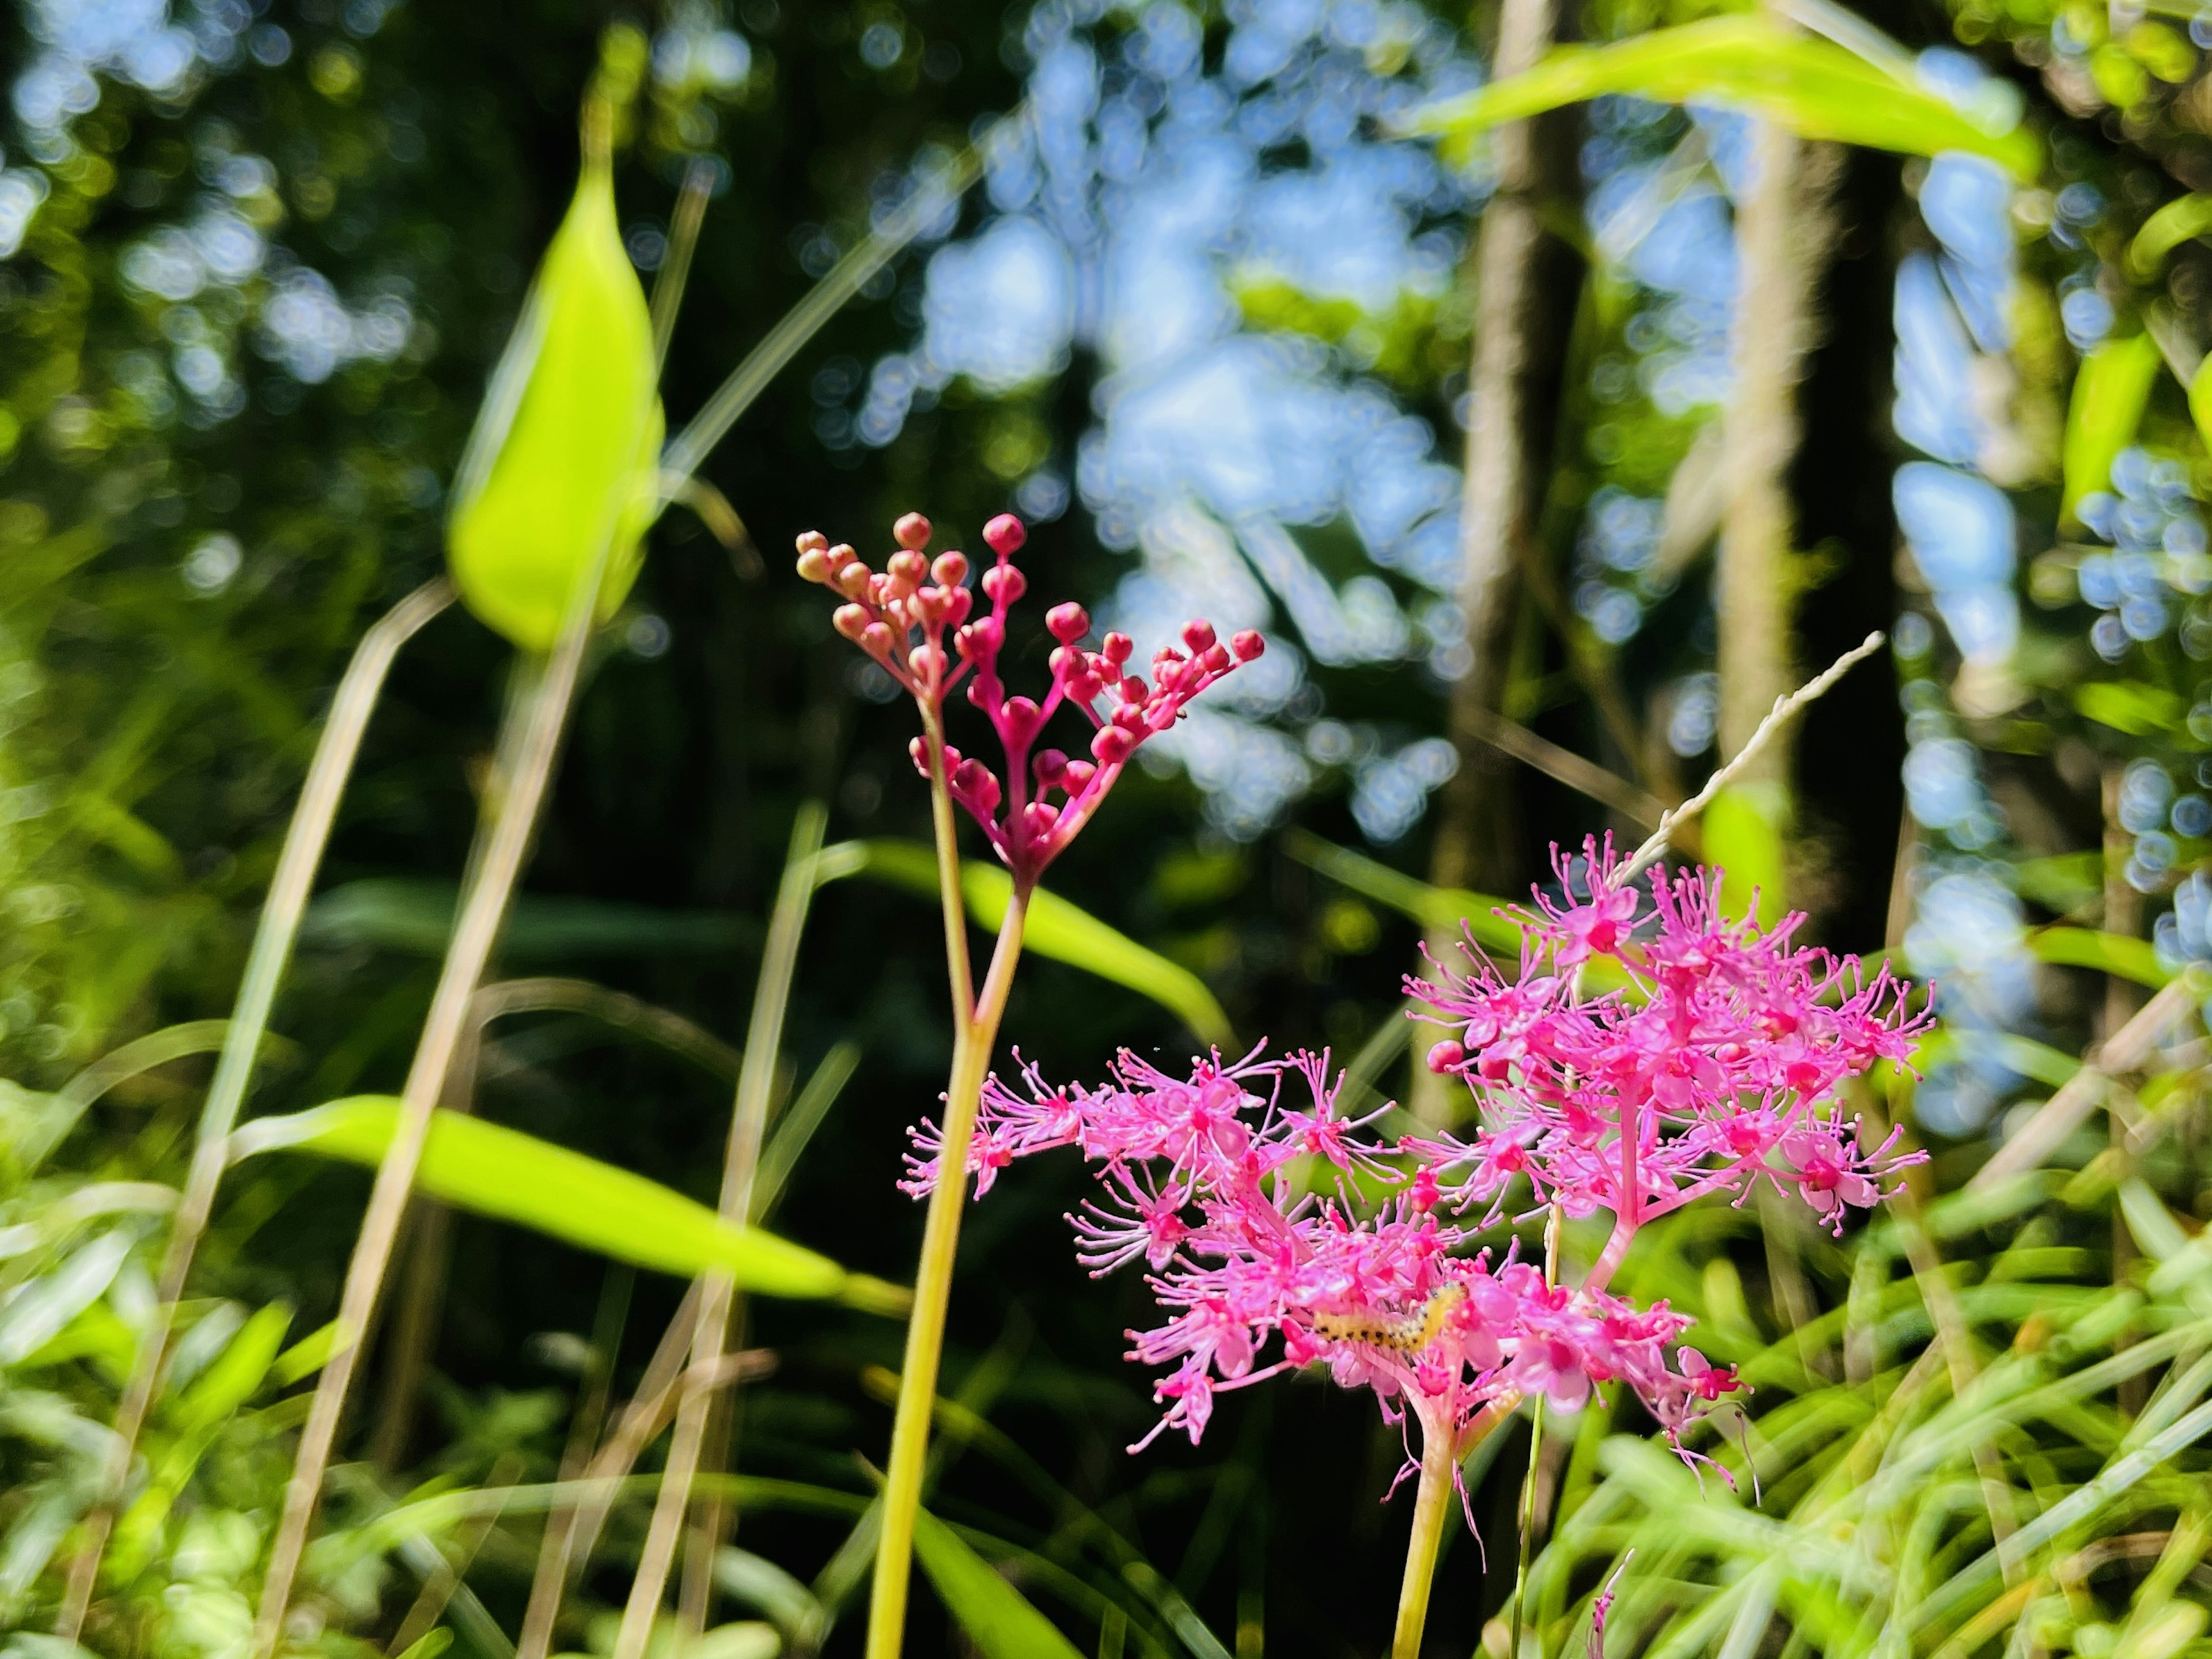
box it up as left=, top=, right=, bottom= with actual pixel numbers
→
left=1404, top=16, right=2039, bottom=178
left=910, top=1505, right=1086, bottom=1659
left=2064, top=333, right=2163, bottom=525
left=1701, top=785, right=1787, bottom=927
left=814, top=840, right=1236, bottom=1046
left=2128, top=192, right=2212, bottom=279
left=228, top=1096, right=881, bottom=1304
left=2028, top=926, right=2173, bottom=988
left=446, top=120, right=663, bottom=652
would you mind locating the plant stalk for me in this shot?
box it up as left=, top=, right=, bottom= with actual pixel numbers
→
left=612, top=802, right=829, bottom=1659
left=864, top=887, right=1031, bottom=1659
left=254, top=557, right=608, bottom=1658
left=56, top=577, right=452, bottom=1643
left=1391, top=1405, right=1462, bottom=1659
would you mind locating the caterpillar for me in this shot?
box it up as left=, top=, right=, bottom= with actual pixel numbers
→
left=1311, top=1282, right=1467, bottom=1353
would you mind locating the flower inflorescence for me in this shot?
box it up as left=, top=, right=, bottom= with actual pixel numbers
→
left=796, top=510, right=1261, bottom=885
left=906, top=839, right=1928, bottom=1466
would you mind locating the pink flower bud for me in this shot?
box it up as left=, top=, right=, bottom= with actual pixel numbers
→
left=983, top=513, right=1027, bottom=556
left=795, top=546, right=832, bottom=583
left=1062, top=759, right=1096, bottom=793
left=1181, top=620, right=1216, bottom=653
left=942, top=586, right=973, bottom=625
left=1022, top=801, right=1060, bottom=837
left=1092, top=725, right=1135, bottom=764
left=1047, top=602, right=1090, bottom=643
left=1034, top=748, right=1069, bottom=787
left=1426, top=1040, right=1467, bottom=1074
left=908, top=736, right=932, bottom=775
left=1118, top=675, right=1147, bottom=703
left=835, top=560, right=872, bottom=598
left=894, top=512, right=933, bottom=551
left=1065, top=669, right=1100, bottom=704
left=861, top=621, right=895, bottom=656
left=833, top=604, right=870, bottom=641
left=955, top=759, right=1002, bottom=812
left=1111, top=704, right=1146, bottom=733
left=888, top=550, right=929, bottom=586
left=1232, top=630, right=1266, bottom=661
left=1102, top=632, right=1134, bottom=666
left=1199, top=643, right=1232, bottom=675
left=981, top=564, right=1028, bottom=605
left=796, top=529, right=830, bottom=556
left=931, top=551, right=969, bottom=587
left=910, top=644, right=945, bottom=680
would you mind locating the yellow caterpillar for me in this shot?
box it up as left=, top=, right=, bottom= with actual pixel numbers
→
left=1312, top=1282, right=1467, bottom=1353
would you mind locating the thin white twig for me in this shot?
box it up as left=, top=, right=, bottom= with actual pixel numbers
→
left=1617, top=631, right=1886, bottom=885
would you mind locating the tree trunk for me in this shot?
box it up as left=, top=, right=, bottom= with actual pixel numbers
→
left=1415, top=0, right=1578, bottom=1124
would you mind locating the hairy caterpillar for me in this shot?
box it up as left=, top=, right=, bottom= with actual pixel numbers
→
left=1311, top=1282, right=1467, bottom=1353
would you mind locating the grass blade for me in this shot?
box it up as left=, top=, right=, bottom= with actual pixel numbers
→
left=911, top=1506, right=1086, bottom=1659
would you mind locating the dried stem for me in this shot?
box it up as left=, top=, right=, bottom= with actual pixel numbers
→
left=253, top=547, right=612, bottom=1657
left=650, top=160, right=715, bottom=374
left=57, top=577, right=453, bottom=1642
left=1618, top=631, right=1886, bottom=886
left=865, top=887, right=1032, bottom=1659
left=612, top=802, right=828, bottom=1659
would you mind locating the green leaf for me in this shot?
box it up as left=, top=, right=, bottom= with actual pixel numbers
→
left=2074, top=679, right=2187, bottom=738
left=815, top=840, right=1236, bottom=1047
left=2191, top=349, right=2212, bottom=461
left=446, top=134, right=663, bottom=652
left=391, top=1631, right=453, bottom=1659
left=302, top=878, right=756, bottom=960
left=172, top=1302, right=291, bottom=1435
left=1701, top=784, right=1787, bottom=928
left=2128, top=193, right=2212, bottom=280
left=910, top=1505, right=1086, bottom=1659
left=228, top=1097, right=869, bottom=1302
left=2064, top=333, right=2164, bottom=525
left=1404, top=16, right=2038, bottom=178
left=1281, top=828, right=1522, bottom=952
left=2027, top=926, right=2172, bottom=988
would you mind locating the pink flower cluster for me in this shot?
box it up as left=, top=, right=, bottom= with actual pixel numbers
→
left=905, top=842, right=1927, bottom=1465
left=795, top=511, right=1262, bottom=884
left=1414, top=840, right=1928, bottom=1287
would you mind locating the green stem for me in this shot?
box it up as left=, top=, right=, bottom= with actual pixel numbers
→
left=55, top=578, right=453, bottom=1643
left=254, top=558, right=607, bottom=1658
left=865, top=885, right=1031, bottom=1659
left=611, top=801, right=830, bottom=1659
left=1391, top=1404, right=1461, bottom=1659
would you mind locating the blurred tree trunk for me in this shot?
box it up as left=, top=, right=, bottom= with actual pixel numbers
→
left=1416, top=0, right=1581, bottom=1124
left=1711, top=108, right=1842, bottom=920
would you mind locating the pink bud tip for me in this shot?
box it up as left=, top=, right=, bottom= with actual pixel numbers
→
left=1102, top=632, right=1134, bottom=666
left=861, top=621, right=895, bottom=656
left=835, top=560, right=872, bottom=598
left=981, top=565, right=1028, bottom=605
left=1092, top=725, right=1136, bottom=765
left=931, top=551, right=969, bottom=588
left=1426, top=1040, right=1467, bottom=1074
left=833, top=604, right=869, bottom=641
left=888, top=550, right=929, bottom=585
left=794, top=547, right=832, bottom=583
left=983, top=513, right=1027, bottom=556
left=1063, top=759, right=1096, bottom=793
left=1181, top=620, right=1216, bottom=654
left=1231, top=630, right=1266, bottom=661
left=1047, top=602, right=1090, bottom=643
left=796, top=530, right=829, bottom=556
left=1034, top=748, right=1068, bottom=787
left=894, top=512, right=933, bottom=551
left=908, top=736, right=931, bottom=775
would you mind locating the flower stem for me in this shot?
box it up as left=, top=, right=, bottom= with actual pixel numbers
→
left=865, top=885, right=1030, bottom=1659
left=1391, top=1406, right=1462, bottom=1659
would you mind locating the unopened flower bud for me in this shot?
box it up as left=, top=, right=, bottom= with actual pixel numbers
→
left=1092, top=725, right=1135, bottom=764
left=894, top=512, right=933, bottom=551
left=833, top=604, right=870, bottom=641
left=1232, top=630, right=1266, bottom=661
left=1062, top=759, right=1096, bottom=793
left=1022, top=801, right=1060, bottom=836
left=1102, top=632, right=1134, bottom=666
left=861, top=621, right=895, bottom=656
left=931, top=551, right=969, bottom=587
left=1119, top=675, right=1147, bottom=703
left=1200, top=643, right=1232, bottom=673
left=983, top=513, right=1026, bottom=556
left=1065, top=669, right=1100, bottom=704
left=1034, top=748, right=1069, bottom=787
left=888, top=550, right=929, bottom=585
left=955, top=759, right=1002, bottom=812
left=796, top=529, right=830, bottom=556
left=981, top=564, right=1028, bottom=605
left=942, top=586, right=973, bottom=625
left=1181, top=620, right=1216, bottom=653
left=910, top=644, right=945, bottom=680
left=1426, top=1040, right=1467, bottom=1074
left=908, top=736, right=933, bottom=775
left=795, top=546, right=832, bottom=583
left=835, top=560, right=872, bottom=597
left=1047, top=602, right=1090, bottom=643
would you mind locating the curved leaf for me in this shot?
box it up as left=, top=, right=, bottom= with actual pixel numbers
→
left=1405, top=17, right=2039, bottom=178
left=2064, top=333, right=2163, bottom=526
left=228, top=1097, right=877, bottom=1304
left=2129, top=192, right=2212, bottom=279
left=447, top=132, right=662, bottom=652
left=911, top=1506, right=1086, bottom=1659
left=815, top=840, right=1236, bottom=1046
left=2027, top=926, right=2172, bottom=988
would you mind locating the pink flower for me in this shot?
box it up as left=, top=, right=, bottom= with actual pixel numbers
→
left=795, top=512, right=1262, bottom=884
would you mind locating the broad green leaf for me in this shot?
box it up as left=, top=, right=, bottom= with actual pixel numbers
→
left=1702, top=783, right=1787, bottom=927
left=2064, top=333, right=2163, bottom=525
left=1404, top=16, right=2038, bottom=178
left=228, top=1097, right=873, bottom=1304
left=446, top=130, right=662, bottom=652
left=2128, top=193, right=2212, bottom=279
left=910, top=1505, right=1086, bottom=1659
left=2074, top=679, right=2187, bottom=737
left=302, top=878, right=755, bottom=959
left=2027, top=926, right=2172, bottom=988
left=814, top=840, right=1236, bottom=1046
left=172, top=1302, right=291, bottom=1435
